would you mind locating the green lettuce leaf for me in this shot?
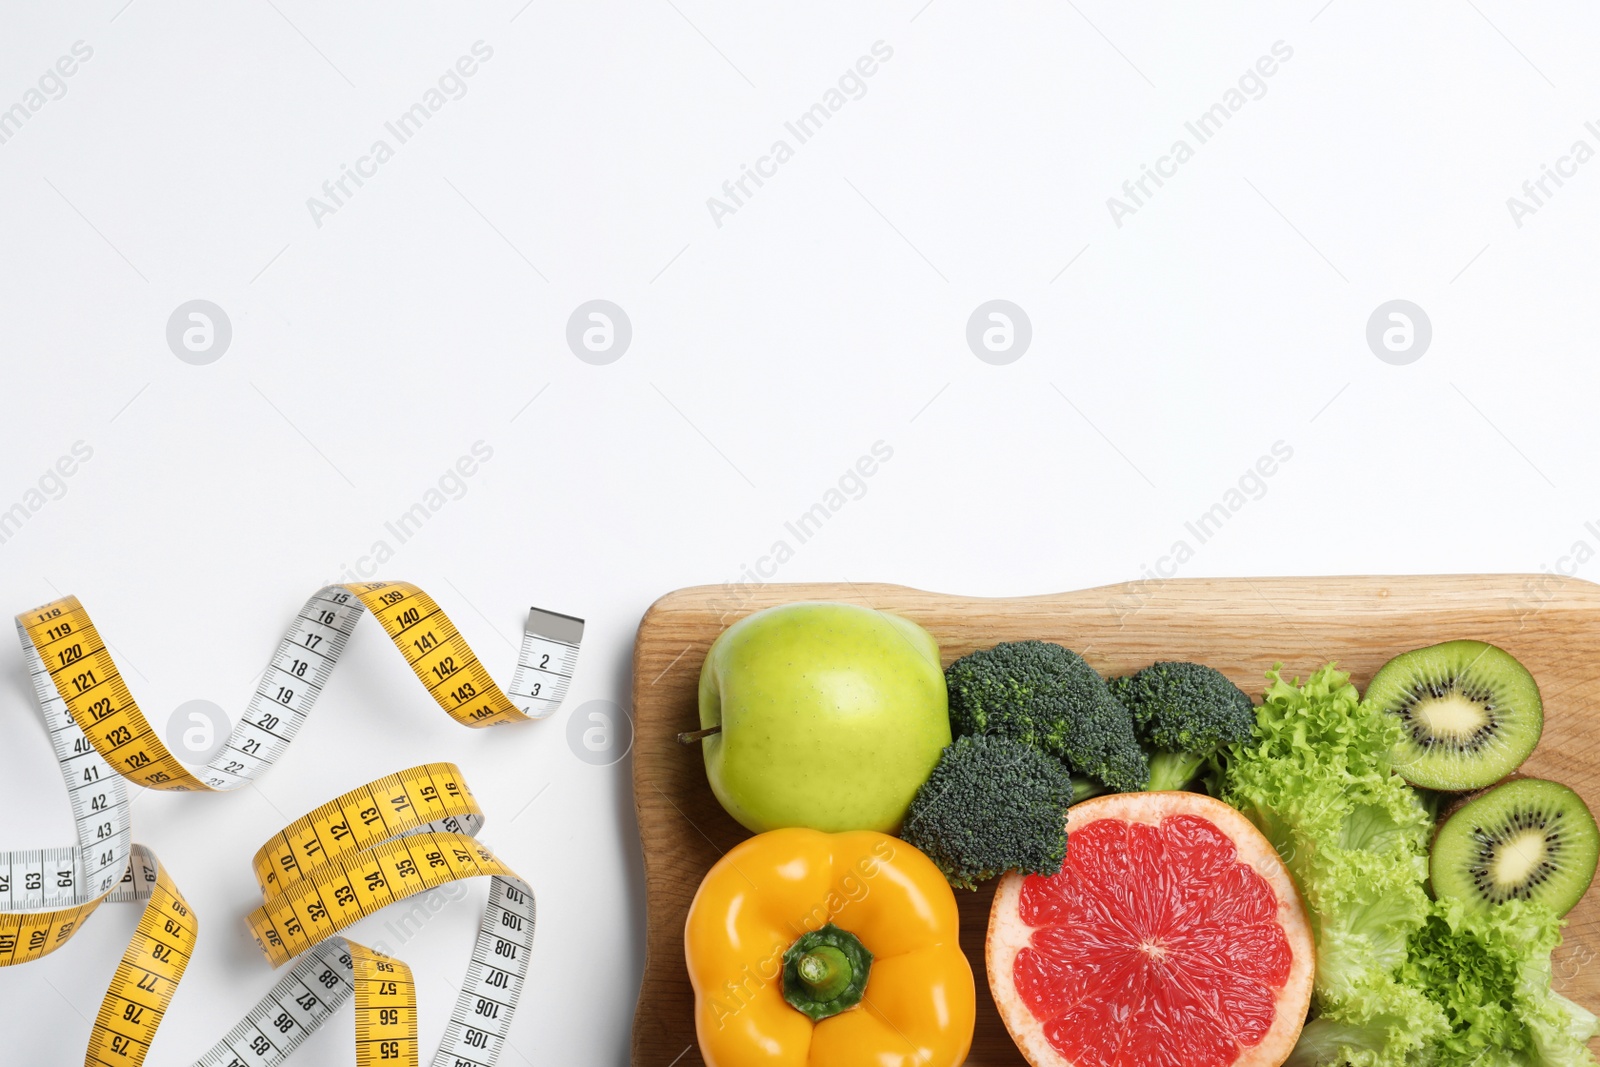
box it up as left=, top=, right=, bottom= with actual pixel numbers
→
left=1225, top=665, right=1444, bottom=1067
left=1399, top=897, right=1597, bottom=1067
left=1224, top=665, right=1598, bottom=1067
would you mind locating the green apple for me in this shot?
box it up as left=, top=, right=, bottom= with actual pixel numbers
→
left=696, top=602, right=949, bottom=834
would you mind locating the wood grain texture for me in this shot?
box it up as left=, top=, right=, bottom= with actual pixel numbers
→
left=631, top=575, right=1600, bottom=1066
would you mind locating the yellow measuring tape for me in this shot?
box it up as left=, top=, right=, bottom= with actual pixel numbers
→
left=2, top=583, right=580, bottom=1066
left=23, top=582, right=581, bottom=791
left=194, top=763, right=536, bottom=1067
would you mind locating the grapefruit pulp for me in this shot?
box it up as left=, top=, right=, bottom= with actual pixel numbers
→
left=987, top=792, right=1314, bottom=1067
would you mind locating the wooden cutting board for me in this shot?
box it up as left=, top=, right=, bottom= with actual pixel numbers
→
left=630, top=575, right=1600, bottom=1065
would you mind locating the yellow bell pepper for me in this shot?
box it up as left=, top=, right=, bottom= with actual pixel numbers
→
left=684, top=827, right=975, bottom=1067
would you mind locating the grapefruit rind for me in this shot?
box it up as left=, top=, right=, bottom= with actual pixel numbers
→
left=986, top=791, right=1315, bottom=1067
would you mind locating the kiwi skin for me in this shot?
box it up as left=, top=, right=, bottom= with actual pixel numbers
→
left=1433, top=772, right=1527, bottom=835
left=1430, top=776, right=1599, bottom=918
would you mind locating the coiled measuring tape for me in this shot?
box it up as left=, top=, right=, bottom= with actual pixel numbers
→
left=196, top=763, right=535, bottom=1067
left=1, top=583, right=582, bottom=1066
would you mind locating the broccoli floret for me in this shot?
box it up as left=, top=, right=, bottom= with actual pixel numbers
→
left=945, top=640, right=1148, bottom=792
left=1107, top=661, right=1255, bottom=792
left=900, top=734, right=1075, bottom=890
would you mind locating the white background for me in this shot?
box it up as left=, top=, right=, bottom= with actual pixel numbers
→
left=1, top=1, right=1597, bottom=1064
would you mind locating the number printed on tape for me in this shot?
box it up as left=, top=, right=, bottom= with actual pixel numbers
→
left=2, top=582, right=580, bottom=1067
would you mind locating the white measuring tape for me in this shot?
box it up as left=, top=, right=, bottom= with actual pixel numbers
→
left=1, top=582, right=582, bottom=1066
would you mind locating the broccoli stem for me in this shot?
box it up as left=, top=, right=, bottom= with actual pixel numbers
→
left=1146, top=750, right=1205, bottom=793
left=1071, top=776, right=1107, bottom=804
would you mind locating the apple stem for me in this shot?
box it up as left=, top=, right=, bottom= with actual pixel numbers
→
left=676, top=725, right=722, bottom=745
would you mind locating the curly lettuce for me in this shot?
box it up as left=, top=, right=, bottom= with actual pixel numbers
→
left=1224, top=664, right=1598, bottom=1067
left=1400, top=897, right=1597, bottom=1067
left=1224, top=665, right=1445, bottom=1067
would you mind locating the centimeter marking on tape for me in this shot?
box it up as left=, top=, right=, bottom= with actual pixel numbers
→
left=1, top=583, right=577, bottom=1067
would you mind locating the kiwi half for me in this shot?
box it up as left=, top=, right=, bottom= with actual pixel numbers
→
left=1365, top=640, right=1542, bottom=791
left=1431, top=777, right=1599, bottom=916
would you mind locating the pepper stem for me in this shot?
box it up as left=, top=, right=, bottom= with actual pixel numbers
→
left=795, top=946, right=851, bottom=1000
left=781, top=924, right=872, bottom=1022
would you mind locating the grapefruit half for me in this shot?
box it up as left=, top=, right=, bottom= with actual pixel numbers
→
left=987, top=791, right=1314, bottom=1067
